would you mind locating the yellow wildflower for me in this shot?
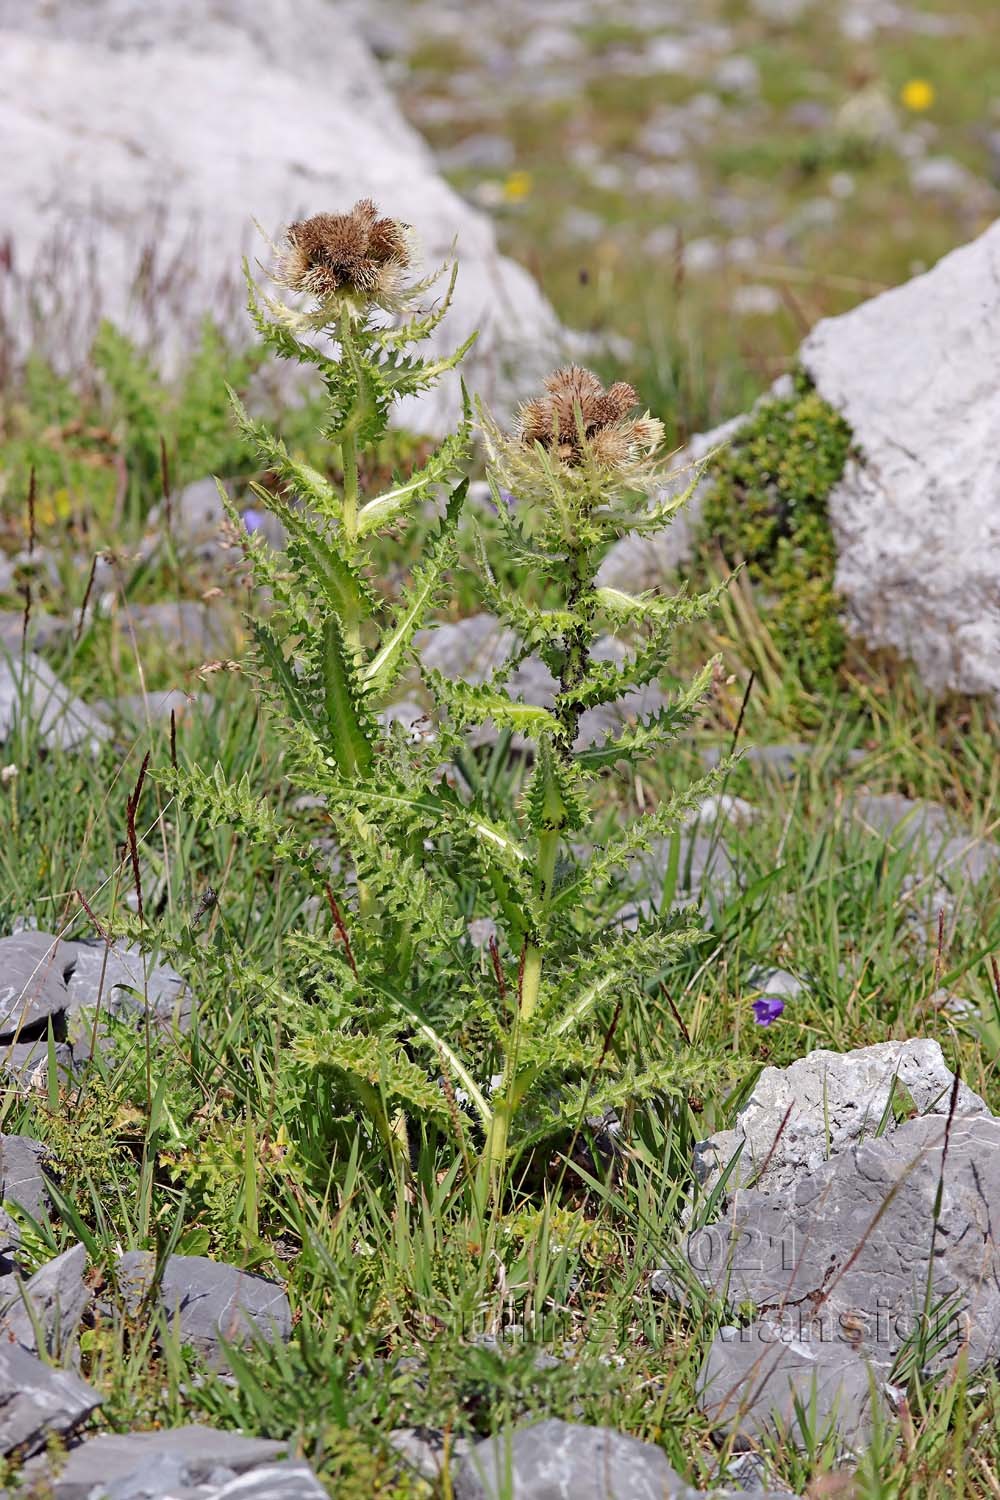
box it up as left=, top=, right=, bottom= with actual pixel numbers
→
left=901, top=78, right=935, bottom=111
left=502, top=170, right=534, bottom=203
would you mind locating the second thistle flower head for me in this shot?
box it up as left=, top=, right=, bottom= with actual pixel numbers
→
left=275, top=199, right=414, bottom=314
left=518, top=366, right=664, bottom=472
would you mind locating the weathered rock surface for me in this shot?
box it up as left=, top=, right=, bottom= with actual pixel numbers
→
left=691, top=1038, right=986, bottom=1200
left=0, top=1342, right=100, bottom=1455
left=0, top=0, right=562, bottom=435
left=453, top=1420, right=685, bottom=1500
left=0, top=1134, right=50, bottom=1223
left=0, top=1242, right=92, bottom=1356
left=116, top=1252, right=292, bottom=1364
left=690, top=1113, right=1000, bottom=1446
left=799, top=219, right=1000, bottom=707
left=0, top=932, right=74, bottom=1039
left=0, top=653, right=110, bottom=753
left=64, top=938, right=189, bottom=1029
left=19, top=1424, right=288, bottom=1499
left=602, top=223, right=1000, bottom=709
left=698, top=1324, right=881, bottom=1449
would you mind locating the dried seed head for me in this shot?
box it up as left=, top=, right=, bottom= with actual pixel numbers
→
left=517, top=366, right=662, bottom=469
left=276, top=199, right=413, bottom=308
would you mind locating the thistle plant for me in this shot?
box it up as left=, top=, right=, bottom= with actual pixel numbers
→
left=173, top=202, right=726, bottom=1209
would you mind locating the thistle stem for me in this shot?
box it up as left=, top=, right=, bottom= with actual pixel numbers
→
left=341, top=428, right=359, bottom=545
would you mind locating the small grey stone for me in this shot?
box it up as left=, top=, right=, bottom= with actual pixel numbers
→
left=0, top=931, right=73, bottom=1040
left=746, top=969, right=803, bottom=1003
left=27, top=1425, right=286, bottom=1499
left=121, top=602, right=232, bottom=656
left=909, top=155, right=977, bottom=197
left=691, top=1038, right=987, bottom=1200
left=116, top=1253, right=291, bottom=1364
left=850, top=794, right=1000, bottom=886
left=0, top=1134, right=49, bottom=1223
left=389, top=1428, right=474, bottom=1484
left=0, top=1342, right=100, bottom=1456
left=1, top=1040, right=76, bottom=1093
left=0, top=1243, right=92, bottom=1356
left=0, top=610, right=72, bottom=652
left=453, top=1419, right=686, bottom=1500
left=0, top=653, right=110, bottom=753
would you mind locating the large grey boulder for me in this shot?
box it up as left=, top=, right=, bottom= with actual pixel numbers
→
left=799, top=219, right=1000, bottom=706
left=602, top=223, right=1000, bottom=709
left=690, top=1113, right=1000, bottom=1446
left=0, top=0, right=562, bottom=435
left=691, top=1038, right=987, bottom=1201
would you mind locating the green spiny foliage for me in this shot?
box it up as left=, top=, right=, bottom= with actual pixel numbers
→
left=165, top=205, right=725, bottom=1207
left=699, top=370, right=852, bottom=692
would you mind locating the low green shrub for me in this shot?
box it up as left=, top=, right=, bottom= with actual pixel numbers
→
left=699, top=371, right=852, bottom=693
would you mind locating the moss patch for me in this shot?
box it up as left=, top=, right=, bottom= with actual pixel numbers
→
left=699, top=372, right=852, bottom=693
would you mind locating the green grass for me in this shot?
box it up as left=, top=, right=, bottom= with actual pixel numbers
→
left=0, top=3, right=998, bottom=1488
left=0, top=545, right=998, bottom=1494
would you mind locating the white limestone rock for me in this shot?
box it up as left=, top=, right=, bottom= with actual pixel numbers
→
left=800, top=219, right=1000, bottom=706
left=0, top=0, right=563, bottom=435
left=693, top=1038, right=989, bottom=1200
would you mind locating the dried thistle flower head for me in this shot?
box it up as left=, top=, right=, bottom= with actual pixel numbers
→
left=276, top=199, right=413, bottom=311
left=518, top=366, right=664, bottom=470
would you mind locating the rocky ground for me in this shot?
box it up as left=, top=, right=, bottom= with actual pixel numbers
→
left=0, top=1, right=999, bottom=1497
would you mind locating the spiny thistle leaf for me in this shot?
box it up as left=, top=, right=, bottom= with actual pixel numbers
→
left=523, top=738, right=590, bottom=835
left=363, top=479, right=468, bottom=696
left=427, top=671, right=562, bottom=738
left=575, top=662, right=716, bottom=771
left=317, top=614, right=376, bottom=778
left=355, top=410, right=471, bottom=537
left=227, top=386, right=341, bottom=519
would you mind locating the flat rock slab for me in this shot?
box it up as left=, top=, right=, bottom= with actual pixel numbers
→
left=0, top=1342, right=100, bottom=1456
left=453, top=1420, right=686, bottom=1500
left=0, top=653, right=110, bottom=753
left=0, top=931, right=75, bottom=1040
left=0, top=1243, right=92, bottom=1356
left=23, top=1424, right=286, bottom=1499
left=698, top=1324, right=881, bottom=1450
left=116, top=1253, right=292, bottom=1364
left=63, top=938, right=189, bottom=1028
left=691, top=1038, right=987, bottom=1200
left=690, top=1114, right=1000, bottom=1444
